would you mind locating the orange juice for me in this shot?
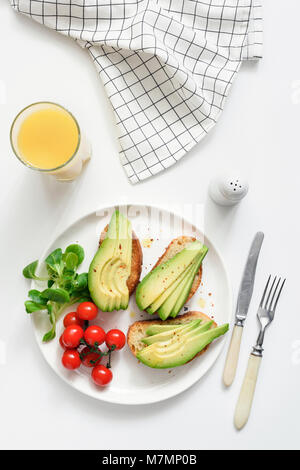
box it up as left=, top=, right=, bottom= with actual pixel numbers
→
left=17, top=107, right=79, bottom=169
left=11, top=102, right=91, bottom=181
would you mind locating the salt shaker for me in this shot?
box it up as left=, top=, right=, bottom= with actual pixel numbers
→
left=209, top=173, right=249, bottom=206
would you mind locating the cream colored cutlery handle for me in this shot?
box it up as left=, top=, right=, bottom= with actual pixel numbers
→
left=223, top=325, right=243, bottom=387
left=234, top=354, right=262, bottom=430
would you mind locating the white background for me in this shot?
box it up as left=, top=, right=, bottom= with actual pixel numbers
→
left=1, top=0, right=299, bottom=450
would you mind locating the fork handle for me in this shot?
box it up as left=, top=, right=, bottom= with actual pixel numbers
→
left=223, top=325, right=243, bottom=387
left=234, top=354, right=262, bottom=430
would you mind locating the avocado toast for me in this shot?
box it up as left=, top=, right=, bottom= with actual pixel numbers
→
left=99, top=221, right=142, bottom=296
left=151, top=237, right=203, bottom=303
left=136, top=237, right=207, bottom=320
left=127, top=311, right=229, bottom=368
left=88, top=211, right=142, bottom=311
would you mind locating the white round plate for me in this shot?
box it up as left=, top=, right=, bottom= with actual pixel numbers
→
left=31, top=204, right=231, bottom=405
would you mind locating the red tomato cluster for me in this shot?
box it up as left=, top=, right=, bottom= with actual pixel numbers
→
left=59, top=302, right=126, bottom=387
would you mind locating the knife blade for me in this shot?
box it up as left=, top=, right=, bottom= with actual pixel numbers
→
left=223, top=231, right=264, bottom=387
left=235, top=231, right=264, bottom=326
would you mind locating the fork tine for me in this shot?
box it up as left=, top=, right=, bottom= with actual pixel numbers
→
left=273, top=278, right=286, bottom=312
left=265, top=276, right=277, bottom=309
left=260, top=275, right=271, bottom=307
left=269, top=277, right=281, bottom=310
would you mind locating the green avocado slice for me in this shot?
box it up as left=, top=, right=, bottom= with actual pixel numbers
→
left=146, top=324, right=183, bottom=336
left=141, top=319, right=201, bottom=345
left=136, top=241, right=205, bottom=310
left=158, top=247, right=208, bottom=320
left=149, top=321, right=214, bottom=354
left=100, top=258, right=122, bottom=311
left=168, top=255, right=202, bottom=318
left=100, top=212, right=123, bottom=310
left=114, top=211, right=132, bottom=309
left=88, top=211, right=118, bottom=311
left=98, top=212, right=129, bottom=311
left=146, top=260, right=196, bottom=315
left=88, top=210, right=132, bottom=311
left=137, top=323, right=228, bottom=368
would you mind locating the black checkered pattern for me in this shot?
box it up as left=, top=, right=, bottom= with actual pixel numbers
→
left=11, top=0, right=263, bottom=183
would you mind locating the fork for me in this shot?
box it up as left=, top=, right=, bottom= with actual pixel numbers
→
left=234, top=275, right=286, bottom=430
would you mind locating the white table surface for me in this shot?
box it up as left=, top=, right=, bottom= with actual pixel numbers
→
left=1, top=0, right=299, bottom=450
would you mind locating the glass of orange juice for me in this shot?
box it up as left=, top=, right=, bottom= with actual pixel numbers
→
left=10, top=102, right=91, bottom=181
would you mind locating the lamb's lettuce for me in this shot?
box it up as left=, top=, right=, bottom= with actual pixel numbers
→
left=23, top=244, right=91, bottom=342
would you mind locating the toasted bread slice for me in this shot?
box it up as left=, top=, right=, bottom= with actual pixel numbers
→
left=127, top=311, right=217, bottom=361
left=152, top=236, right=203, bottom=303
left=100, top=225, right=143, bottom=295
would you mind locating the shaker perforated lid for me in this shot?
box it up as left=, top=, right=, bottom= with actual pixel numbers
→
left=218, top=175, right=249, bottom=201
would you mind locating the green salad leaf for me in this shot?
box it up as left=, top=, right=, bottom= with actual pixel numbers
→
left=65, top=244, right=85, bottom=266
left=41, top=288, right=70, bottom=303
left=73, top=272, right=88, bottom=291
left=23, top=261, right=41, bottom=280
left=28, top=289, right=48, bottom=305
left=64, top=252, right=78, bottom=271
left=23, top=244, right=91, bottom=342
left=25, top=301, right=47, bottom=314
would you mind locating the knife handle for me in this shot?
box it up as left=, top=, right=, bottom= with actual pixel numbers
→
left=234, top=354, right=262, bottom=430
left=223, top=325, right=243, bottom=387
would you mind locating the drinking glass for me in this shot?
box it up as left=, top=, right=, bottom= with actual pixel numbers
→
left=10, top=102, right=91, bottom=181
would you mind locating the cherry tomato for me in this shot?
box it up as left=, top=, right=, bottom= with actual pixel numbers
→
left=106, top=329, right=126, bottom=350
left=61, top=325, right=84, bottom=349
left=63, top=312, right=84, bottom=328
left=77, top=302, right=98, bottom=321
left=59, top=334, right=68, bottom=350
left=81, top=347, right=102, bottom=368
left=84, top=325, right=106, bottom=347
left=91, top=365, right=113, bottom=386
left=62, top=349, right=81, bottom=370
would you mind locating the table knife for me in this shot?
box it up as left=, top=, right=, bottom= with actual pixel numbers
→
left=223, top=232, right=264, bottom=387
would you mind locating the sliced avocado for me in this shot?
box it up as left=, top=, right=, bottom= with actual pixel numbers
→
left=146, top=324, right=183, bottom=336
left=142, top=319, right=200, bottom=345
left=145, top=319, right=208, bottom=336
left=98, top=211, right=130, bottom=311
left=147, top=321, right=214, bottom=354
left=137, top=323, right=229, bottom=368
left=88, top=210, right=132, bottom=311
left=88, top=211, right=118, bottom=311
left=157, top=252, right=202, bottom=320
left=158, top=247, right=208, bottom=320
left=169, top=250, right=204, bottom=318
left=114, top=211, right=132, bottom=309
left=136, top=241, right=206, bottom=311
left=101, top=258, right=121, bottom=311
left=168, top=269, right=194, bottom=318
left=146, top=260, right=196, bottom=315
left=148, top=321, right=213, bottom=353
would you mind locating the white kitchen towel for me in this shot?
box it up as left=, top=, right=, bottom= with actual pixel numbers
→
left=10, top=0, right=263, bottom=183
